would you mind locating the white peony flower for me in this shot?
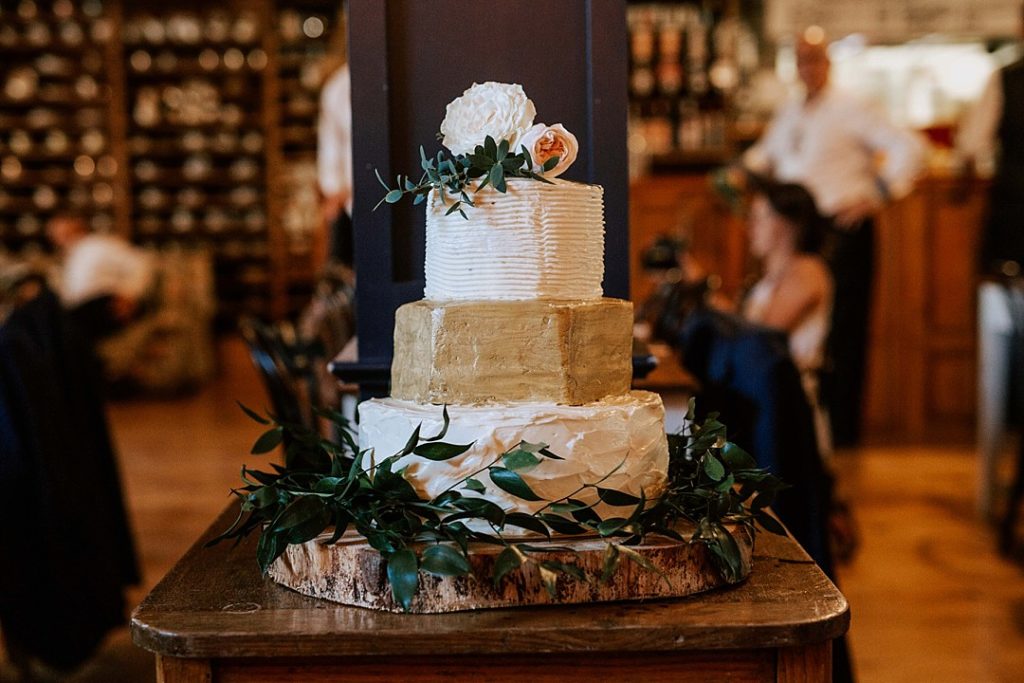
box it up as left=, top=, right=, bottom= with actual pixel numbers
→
left=517, top=123, right=578, bottom=178
left=439, top=82, right=536, bottom=156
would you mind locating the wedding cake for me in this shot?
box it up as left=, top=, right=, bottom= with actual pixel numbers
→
left=358, top=83, right=669, bottom=522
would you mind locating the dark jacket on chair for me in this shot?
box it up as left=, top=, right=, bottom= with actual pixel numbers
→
left=677, top=307, right=834, bottom=577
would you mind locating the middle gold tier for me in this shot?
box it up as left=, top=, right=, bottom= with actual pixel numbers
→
left=392, top=298, right=633, bottom=405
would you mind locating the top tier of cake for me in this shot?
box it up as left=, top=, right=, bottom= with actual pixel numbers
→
left=424, top=179, right=604, bottom=301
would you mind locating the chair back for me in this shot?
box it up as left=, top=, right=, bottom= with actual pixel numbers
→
left=239, top=317, right=310, bottom=430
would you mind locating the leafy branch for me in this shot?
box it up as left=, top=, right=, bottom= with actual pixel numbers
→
left=210, top=399, right=786, bottom=611
left=374, top=136, right=559, bottom=219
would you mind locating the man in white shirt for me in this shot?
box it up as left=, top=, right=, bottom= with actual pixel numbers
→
left=317, top=63, right=354, bottom=267
left=743, top=31, right=926, bottom=447
left=47, top=214, right=155, bottom=342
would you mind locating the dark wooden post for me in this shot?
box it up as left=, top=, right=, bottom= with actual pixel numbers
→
left=336, top=0, right=629, bottom=397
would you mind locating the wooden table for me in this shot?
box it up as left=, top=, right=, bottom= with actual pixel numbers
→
left=132, top=505, right=849, bottom=683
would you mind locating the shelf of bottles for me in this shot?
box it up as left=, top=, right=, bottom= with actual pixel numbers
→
left=0, top=0, right=117, bottom=254
left=627, top=1, right=762, bottom=173
left=122, top=4, right=274, bottom=320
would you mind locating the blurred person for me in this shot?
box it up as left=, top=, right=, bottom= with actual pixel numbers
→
left=317, top=6, right=353, bottom=269
left=742, top=178, right=833, bottom=459
left=46, top=213, right=155, bottom=345
left=741, top=28, right=927, bottom=447
left=958, top=7, right=1024, bottom=545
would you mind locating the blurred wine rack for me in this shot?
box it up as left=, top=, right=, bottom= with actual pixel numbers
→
left=627, top=0, right=765, bottom=172
left=0, top=0, right=342, bottom=322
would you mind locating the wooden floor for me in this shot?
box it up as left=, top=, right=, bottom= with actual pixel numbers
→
left=2, top=337, right=1024, bottom=682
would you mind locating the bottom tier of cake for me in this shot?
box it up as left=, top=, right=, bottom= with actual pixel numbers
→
left=357, top=391, right=669, bottom=520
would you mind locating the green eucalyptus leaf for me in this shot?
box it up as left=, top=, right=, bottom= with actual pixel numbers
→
left=399, top=424, right=422, bottom=457
left=536, top=513, right=586, bottom=535
left=420, top=544, right=471, bottom=577
left=386, top=549, right=419, bottom=611
left=256, top=529, right=283, bottom=573
left=502, top=449, right=541, bottom=472
left=324, top=508, right=350, bottom=544
left=715, top=473, right=736, bottom=493
left=413, top=441, right=473, bottom=461
left=488, top=467, right=543, bottom=501
left=597, top=517, right=631, bottom=537
left=596, top=487, right=641, bottom=506
left=703, top=454, right=726, bottom=481
left=242, top=466, right=279, bottom=486
left=537, top=447, right=564, bottom=460
left=549, top=501, right=588, bottom=514
left=541, top=155, right=560, bottom=172
left=484, top=135, right=498, bottom=159
left=600, top=543, right=621, bottom=584
left=538, top=564, right=559, bottom=597
left=702, top=523, right=746, bottom=584
left=385, top=189, right=403, bottom=204
left=751, top=490, right=776, bottom=512
left=521, top=147, right=534, bottom=170
left=489, top=163, right=505, bottom=192
left=424, top=405, right=451, bottom=441
left=272, top=495, right=331, bottom=545
left=569, top=501, right=602, bottom=525
left=503, top=512, right=551, bottom=538
left=721, top=442, right=756, bottom=470
left=462, top=477, right=486, bottom=493
left=619, top=545, right=671, bottom=587
left=450, top=497, right=506, bottom=526
left=492, top=545, right=523, bottom=586
left=249, top=485, right=281, bottom=509
left=756, top=510, right=787, bottom=535
left=431, top=490, right=462, bottom=507
left=251, top=427, right=283, bottom=454
left=237, top=402, right=270, bottom=425
left=541, top=559, right=587, bottom=582
left=313, top=477, right=344, bottom=494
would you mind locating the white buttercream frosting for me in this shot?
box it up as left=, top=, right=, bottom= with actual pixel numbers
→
left=357, top=391, right=669, bottom=525
left=424, top=179, right=605, bottom=301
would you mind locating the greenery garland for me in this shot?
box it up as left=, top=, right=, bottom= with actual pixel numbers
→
left=373, top=135, right=559, bottom=219
left=210, top=400, right=787, bottom=611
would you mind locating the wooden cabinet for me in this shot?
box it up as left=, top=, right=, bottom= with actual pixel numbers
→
left=866, top=178, right=986, bottom=440
left=630, top=173, right=987, bottom=441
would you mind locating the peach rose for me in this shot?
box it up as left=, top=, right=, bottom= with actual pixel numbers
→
left=517, top=123, right=578, bottom=178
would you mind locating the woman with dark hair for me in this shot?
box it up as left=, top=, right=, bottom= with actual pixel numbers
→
left=742, top=179, right=834, bottom=456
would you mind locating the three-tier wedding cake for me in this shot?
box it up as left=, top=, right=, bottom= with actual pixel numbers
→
left=357, top=82, right=670, bottom=522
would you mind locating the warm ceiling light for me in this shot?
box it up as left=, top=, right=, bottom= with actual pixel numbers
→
left=302, top=17, right=325, bottom=39
left=803, top=25, right=826, bottom=45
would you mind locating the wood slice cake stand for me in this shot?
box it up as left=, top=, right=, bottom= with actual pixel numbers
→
left=268, top=524, right=754, bottom=613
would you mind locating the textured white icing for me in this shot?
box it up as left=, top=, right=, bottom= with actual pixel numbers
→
left=424, top=178, right=605, bottom=301
left=357, top=391, right=669, bottom=525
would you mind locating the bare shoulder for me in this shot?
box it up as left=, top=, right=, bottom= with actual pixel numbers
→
left=788, top=256, right=833, bottom=293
